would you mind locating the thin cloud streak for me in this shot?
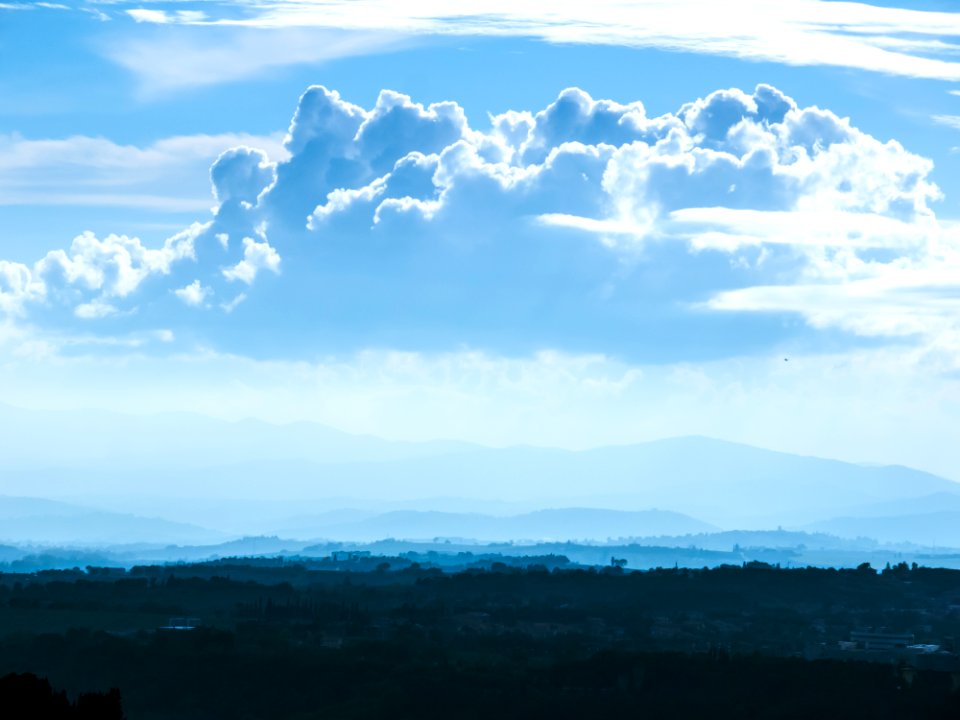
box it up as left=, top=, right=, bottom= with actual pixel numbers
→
left=106, top=25, right=408, bottom=95
left=0, top=131, right=288, bottom=211
left=117, top=0, right=960, bottom=83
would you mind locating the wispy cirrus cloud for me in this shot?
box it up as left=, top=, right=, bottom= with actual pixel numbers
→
left=543, top=208, right=937, bottom=251
left=933, top=114, right=960, bottom=130
left=707, top=243, right=960, bottom=345
left=106, top=25, right=406, bottom=95
left=127, top=7, right=206, bottom=24
left=108, top=0, right=960, bottom=88
left=0, top=131, right=288, bottom=211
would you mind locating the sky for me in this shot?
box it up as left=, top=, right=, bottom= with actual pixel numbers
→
left=2, top=0, right=960, bottom=479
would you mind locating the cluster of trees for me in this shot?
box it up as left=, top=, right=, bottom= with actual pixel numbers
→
left=0, top=672, right=123, bottom=719
left=0, top=631, right=957, bottom=719
left=0, top=560, right=959, bottom=718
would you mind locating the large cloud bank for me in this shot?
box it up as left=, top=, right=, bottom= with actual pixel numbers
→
left=1, top=83, right=954, bottom=360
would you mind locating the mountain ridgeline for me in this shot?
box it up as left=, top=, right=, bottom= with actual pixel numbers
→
left=1, top=404, right=959, bottom=545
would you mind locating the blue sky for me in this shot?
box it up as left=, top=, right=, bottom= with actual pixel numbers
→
left=3, top=0, right=960, bottom=478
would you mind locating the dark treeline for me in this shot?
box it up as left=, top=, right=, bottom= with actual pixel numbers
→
left=0, top=672, right=123, bottom=719
left=1, top=560, right=959, bottom=718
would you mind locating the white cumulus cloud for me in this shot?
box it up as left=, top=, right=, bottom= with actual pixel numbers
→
left=1, top=81, right=956, bottom=367
left=222, top=237, right=281, bottom=284
left=174, top=280, right=212, bottom=307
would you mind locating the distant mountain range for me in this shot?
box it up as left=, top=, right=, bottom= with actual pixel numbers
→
left=275, top=508, right=718, bottom=542
left=806, top=510, right=960, bottom=548
left=2, top=403, right=960, bottom=541
left=0, top=402, right=471, bottom=472
left=0, top=499, right=713, bottom=545
left=2, top=495, right=957, bottom=549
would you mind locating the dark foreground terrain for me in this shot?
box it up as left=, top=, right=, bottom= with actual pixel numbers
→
left=1, top=558, right=959, bottom=718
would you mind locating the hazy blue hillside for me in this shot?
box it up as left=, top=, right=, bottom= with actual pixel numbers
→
left=192, top=437, right=957, bottom=527
left=0, top=403, right=473, bottom=473
left=5, top=529, right=960, bottom=573
left=3, top=404, right=959, bottom=533
left=0, top=545, right=22, bottom=562
left=0, top=496, right=223, bottom=545
left=0, top=496, right=94, bottom=519
left=287, top=508, right=717, bottom=542
left=832, top=492, right=960, bottom=518
left=807, top=511, right=960, bottom=547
